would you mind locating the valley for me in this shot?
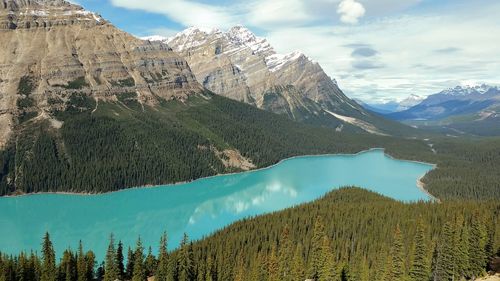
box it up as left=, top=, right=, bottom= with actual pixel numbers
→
left=0, top=0, right=499, bottom=281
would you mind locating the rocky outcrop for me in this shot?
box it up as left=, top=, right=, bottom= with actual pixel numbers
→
left=0, top=0, right=202, bottom=148
left=145, top=26, right=366, bottom=124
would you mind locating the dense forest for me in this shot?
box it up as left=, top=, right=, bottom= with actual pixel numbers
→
left=1, top=92, right=500, bottom=200
left=1, top=188, right=499, bottom=281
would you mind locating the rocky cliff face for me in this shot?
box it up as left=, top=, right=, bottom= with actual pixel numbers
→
left=145, top=26, right=366, bottom=123
left=0, top=0, right=202, bottom=148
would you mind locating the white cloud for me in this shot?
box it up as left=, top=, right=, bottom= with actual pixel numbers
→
left=110, top=0, right=239, bottom=29
left=337, top=0, right=366, bottom=24
left=109, top=0, right=500, bottom=102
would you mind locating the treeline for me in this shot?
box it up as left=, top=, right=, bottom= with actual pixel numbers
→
left=1, top=188, right=499, bottom=281
left=1, top=93, right=500, bottom=200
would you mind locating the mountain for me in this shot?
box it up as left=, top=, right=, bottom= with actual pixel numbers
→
left=0, top=0, right=415, bottom=196
left=143, top=26, right=411, bottom=136
left=0, top=0, right=203, bottom=149
left=358, top=94, right=424, bottom=114
left=386, top=84, right=500, bottom=136
left=398, top=94, right=424, bottom=111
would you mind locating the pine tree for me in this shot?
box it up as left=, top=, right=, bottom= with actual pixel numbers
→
left=144, top=247, right=157, bottom=277
left=291, top=244, right=305, bottom=281
left=409, top=220, right=430, bottom=281
left=267, top=246, right=279, bottom=281
left=278, top=226, right=292, bottom=281
left=125, top=248, right=134, bottom=280
left=435, top=221, right=455, bottom=280
left=455, top=218, right=470, bottom=279
left=156, top=232, right=169, bottom=281
left=318, top=236, right=337, bottom=281
left=77, top=242, right=88, bottom=281
left=41, top=233, right=56, bottom=281
left=389, top=226, right=405, bottom=281
left=233, top=253, right=245, bottom=281
left=84, top=251, right=95, bottom=281
left=116, top=241, right=125, bottom=281
left=104, top=234, right=118, bottom=281
left=204, top=255, right=213, bottom=281
left=469, top=215, right=488, bottom=278
left=132, top=238, right=145, bottom=281
left=177, top=234, right=194, bottom=281
left=308, top=216, right=326, bottom=280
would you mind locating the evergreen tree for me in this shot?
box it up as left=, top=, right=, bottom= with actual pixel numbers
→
left=389, top=226, right=405, bottom=281
left=278, top=226, right=292, bottom=281
left=318, top=236, right=337, bottom=281
left=132, top=238, right=145, bottom=281
left=267, top=246, right=279, bottom=281
left=156, top=233, right=169, bottom=281
left=84, top=251, right=95, bottom=281
left=455, top=218, right=470, bottom=279
left=144, top=247, right=157, bottom=277
left=233, top=253, right=245, bottom=281
left=77, top=242, right=88, bottom=281
left=104, top=234, right=118, bottom=281
left=116, top=241, right=125, bottom=281
left=177, top=234, right=194, bottom=281
left=469, top=215, right=487, bottom=278
left=307, top=217, right=326, bottom=280
left=125, top=248, right=134, bottom=280
left=291, top=244, right=305, bottom=281
left=409, top=219, right=430, bottom=281
left=41, top=233, right=56, bottom=281
left=435, top=221, right=455, bottom=281
left=204, top=255, right=213, bottom=281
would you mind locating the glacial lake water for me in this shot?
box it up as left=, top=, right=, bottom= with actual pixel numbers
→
left=0, top=149, right=434, bottom=259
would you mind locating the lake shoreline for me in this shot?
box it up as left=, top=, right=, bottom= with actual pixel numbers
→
left=3, top=147, right=439, bottom=200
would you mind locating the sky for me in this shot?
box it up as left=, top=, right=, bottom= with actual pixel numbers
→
left=71, top=0, right=500, bottom=103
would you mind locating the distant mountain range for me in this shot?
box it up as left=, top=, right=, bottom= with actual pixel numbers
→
left=384, top=85, right=500, bottom=136
left=358, top=94, right=424, bottom=114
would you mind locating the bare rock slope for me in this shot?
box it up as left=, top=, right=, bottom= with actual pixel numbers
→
left=0, top=0, right=202, bottom=148
left=144, top=26, right=372, bottom=128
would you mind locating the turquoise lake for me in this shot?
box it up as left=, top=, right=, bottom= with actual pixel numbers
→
left=0, top=149, right=434, bottom=259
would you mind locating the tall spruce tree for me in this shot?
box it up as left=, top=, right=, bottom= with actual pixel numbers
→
left=435, top=221, right=455, bottom=280
left=455, top=217, right=470, bottom=279
left=409, top=219, right=430, bottom=281
left=469, top=215, right=488, bottom=278
left=116, top=241, right=125, bottom=281
left=76, top=242, right=88, bottom=281
left=291, top=244, right=305, bottom=281
left=389, top=226, right=405, bottom=281
left=318, top=236, right=337, bottom=281
left=144, top=247, right=157, bottom=277
left=125, top=247, right=134, bottom=280
left=156, top=232, right=169, bottom=281
left=132, top=238, right=145, bottom=281
left=104, top=234, right=118, bottom=281
left=41, top=233, right=56, bottom=281
left=177, top=234, right=194, bottom=281
left=267, top=246, right=279, bottom=281
left=278, top=225, right=292, bottom=281
left=308, top=217, right=326, bottom=280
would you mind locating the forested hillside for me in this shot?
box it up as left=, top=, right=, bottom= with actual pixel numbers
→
left=1, top=188, right=499, bottom=281
left=1, top=92, right=500, bottom=200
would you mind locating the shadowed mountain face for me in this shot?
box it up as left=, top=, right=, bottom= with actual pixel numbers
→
left=0, top=0, right=202, bottom=148
left=143, top=26, right=411, bottom=135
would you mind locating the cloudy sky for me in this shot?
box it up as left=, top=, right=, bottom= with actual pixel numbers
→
left=73, top=0, right=500, bottom=102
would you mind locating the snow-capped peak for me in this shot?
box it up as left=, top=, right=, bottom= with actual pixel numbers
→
left=141, top=35, right=168, bottom=42
left=266, top=51, right=306, bottom=72
left=226, top=25, right=257, bottom=44
left=442, top=84, right=496, bottom=96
